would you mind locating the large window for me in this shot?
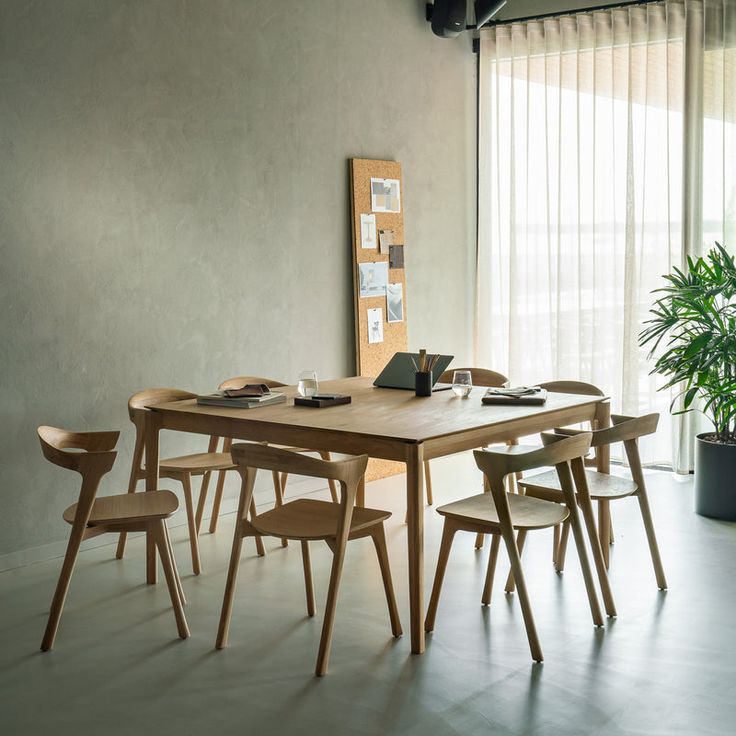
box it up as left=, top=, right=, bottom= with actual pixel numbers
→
left=476, top=0, right=736, bottom=468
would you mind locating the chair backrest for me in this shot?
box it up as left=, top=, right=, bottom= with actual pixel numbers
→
left=536, top=380, right=605, bottom=397
left=552, top=413, right=659, bottom=449
left=38, top=426, right=119, bottom=525
left=219, top=375, right=287, bottom=391
left=474, top=432, right=592, bottom=480
left=230, top=443, right=368, bottom=543
left=438, top=367, right=509, bottom=388
left=127, top=388, right=198, bottom=476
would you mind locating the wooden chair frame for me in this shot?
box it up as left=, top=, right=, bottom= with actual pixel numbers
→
left=116, top=388, right=242, bottom=574
left=216, top=444, right=401, bottom=676
left=204, top=376, right=339, bottom=541
left=536, top=381, right=610, bottom=565
left=426, top=368, right=514, bottom=550
left=534, top=413, right=667, bottom=590
left=38, top=426, right=188, bottom=650
left=425, top=433, right=603, bottom=662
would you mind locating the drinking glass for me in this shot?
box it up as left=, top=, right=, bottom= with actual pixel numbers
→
left=297, top=370, right=318, bottom=398
left=452, top=370, right=472, bottom=398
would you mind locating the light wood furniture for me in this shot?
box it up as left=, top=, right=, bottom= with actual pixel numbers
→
left=537, top=381, right=609, bottom=566
left=216, top=443, right=401, bottom=676
left=425, top=433, right=604, bottom=662
left=38, top=425, right=188, bottom=650
left=204, top=376, right=338, bottom=538
left=519, top=413, right=667, bottom=589
left=142, top=376, right=609, bottom=654
left=116, top=388, right=244, bottom=575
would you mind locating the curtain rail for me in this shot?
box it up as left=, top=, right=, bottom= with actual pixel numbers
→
left=483, top=0, right=663, bottom=28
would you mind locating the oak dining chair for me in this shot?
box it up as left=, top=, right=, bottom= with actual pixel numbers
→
left=425, top=432, right=603, bottom=662
left=115, top=388, right=249, bottom=575
left=216, top=444, right=402, bottom=676
left=429, top=368, right=517, bottom=549
left=38, top=425, right=188, bottom=650
left=204, top=376, right=339, bottom=539
left=519, top=413, right=667, bottom=589
left=536, top=380, right=609, bottom=568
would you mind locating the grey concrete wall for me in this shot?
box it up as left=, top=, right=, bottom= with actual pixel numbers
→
left=0, top=0, right=476, bottom=563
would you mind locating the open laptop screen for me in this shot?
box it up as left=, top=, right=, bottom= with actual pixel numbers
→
left=373, top=352, right=454, bottom=390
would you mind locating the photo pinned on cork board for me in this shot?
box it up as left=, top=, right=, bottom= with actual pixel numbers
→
left=387, top=283, right=404, bottom=323
left=378, top=228, right=394, bottom=254
left=360, top=213, right=377, bottom=249
left=359, top=261, right=389, bottom=298
left=367, top=308, right=384, bottom=344
left=371, top=178, right=401, bottom=213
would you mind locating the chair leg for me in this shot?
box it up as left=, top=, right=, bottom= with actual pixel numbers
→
left=425, top=520, right=458, bottom=632
left=566, top=502, right=604, bottom=627
left=272, top=470, right=288, bottom=548
left=481, top=534, right=501, bottom=606
left=555, top=518, right=571, bottom=573
left=208, top=468, right=228, bottom=534
left=301, top=541, right=315, bottom=617
left=315, top=538, right=350, bottom=676
left=371, top=525, right=402, bottom=637
left=498, top=524, right=543, bottom=662
left=216, top=519, right=246, bottom=649
left=423, top=460, right=433, bottom=506
left=280, top=472, right=289, bottom=497
left=163, top=521, right=186, bottom=606
left=152, top=521, right=190, bottom=639
left=194, top=470, right=212, bottom=535
left=552, top=524, right=561, bottom=564
left=598, top=500, right=611, bottom=569
left=180, top=474, right=202, bottom=575
left=609, top=518, right=615, bottom=544
left=251, top=498, right=265, bottom=557
left=146, top=529, right=157, bottom=584
left=319, top=452, right=339, bottom=503
left=475, top=475, right=491, bottom=550
left=636, top=490, right=668, bottom=590
left=41, top=524, right=86, bottom=651
left=504, top=529, right=527, bottom=594
left=578, top=492, right=616, bottom=617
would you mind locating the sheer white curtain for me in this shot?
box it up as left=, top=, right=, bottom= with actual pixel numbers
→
left=476, top=0, right=736, bottom=469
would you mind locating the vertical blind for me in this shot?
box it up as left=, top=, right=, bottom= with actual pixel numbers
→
left=476, top=0, right=736, bottom=469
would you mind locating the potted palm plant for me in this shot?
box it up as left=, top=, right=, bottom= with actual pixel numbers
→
left=640, top=242, right=736, bottom=520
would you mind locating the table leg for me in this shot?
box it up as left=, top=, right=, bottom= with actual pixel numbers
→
left=595, top=400, right=611, bottom=473
left=406, top=443, right=425, bottom=654
left=145, top=412, right=162, bottom=584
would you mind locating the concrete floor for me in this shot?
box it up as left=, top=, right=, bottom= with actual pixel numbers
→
left=1, top=454, right=735, bottom=736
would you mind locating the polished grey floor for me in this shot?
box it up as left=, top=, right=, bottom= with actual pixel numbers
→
left=1, top=455, right=734, bottom=736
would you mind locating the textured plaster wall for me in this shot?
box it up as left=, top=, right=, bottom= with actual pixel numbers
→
left=0, top=0, right=476, bottom=562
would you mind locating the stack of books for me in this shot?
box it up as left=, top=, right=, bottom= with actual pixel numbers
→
left=481, top=386, right=547, bottom=406
left=196, top=390, right=286, bottom=409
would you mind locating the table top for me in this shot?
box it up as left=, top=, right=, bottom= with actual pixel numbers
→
left=151, top=377, right=606, bottom=444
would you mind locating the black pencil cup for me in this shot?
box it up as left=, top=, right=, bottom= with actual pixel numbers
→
left=415, top=371, right=432, bottom=397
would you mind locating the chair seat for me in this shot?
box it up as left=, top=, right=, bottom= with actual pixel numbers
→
left=157, top=452, right=236, bottom=473
left=520, top=468, right=637, bottom=500
left=252, top=499, right=390, bottom=540
left=437, top=491, right=568, bottom=530
left=63, top=490, right=179, bottom=526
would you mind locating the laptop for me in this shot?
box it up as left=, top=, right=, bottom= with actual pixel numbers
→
left=373, top=352, right=454, bottom=391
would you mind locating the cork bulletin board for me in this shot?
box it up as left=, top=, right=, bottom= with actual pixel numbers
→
left=350, top=158, right=407, bottom=481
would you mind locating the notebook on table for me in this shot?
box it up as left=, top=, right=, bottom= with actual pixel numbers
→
left=196, top=391, right=286, bottom=409
left=481, top=387, right=547, bottom=406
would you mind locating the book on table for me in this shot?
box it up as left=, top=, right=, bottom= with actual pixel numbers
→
left=196, top=391, right=286, bottom=409
left=481, top=387, right=547, bottom=406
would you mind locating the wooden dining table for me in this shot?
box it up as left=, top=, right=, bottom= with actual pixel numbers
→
left=143, top=376, right=609, bottom=654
